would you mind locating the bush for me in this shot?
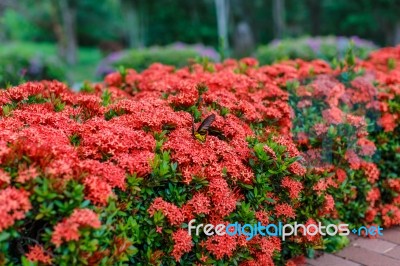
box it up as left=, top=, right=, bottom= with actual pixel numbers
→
left=255, top=36, right=377, bottom=64
left=270, top=45, right=400, bottom=228
left=362, top=47, right=400, bottom=227
left=0, top=43, right=66, bottom=88
left=285, top=57, right=382, bottom=228
left=0, top=46, right=399, bottom=265
left=96, top=43, right=219, bottom=76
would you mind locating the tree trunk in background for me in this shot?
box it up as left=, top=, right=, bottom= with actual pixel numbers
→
left=123, top=0, right=143, bottom=48
left=233, top=21, right=254, bottom=58
left=215, top=0, right=230, bottom=58
left=307, top=0, right=321, bottom=35
left=272, top=0, right=285, bottom=39
left=58, top=0, right=77, bottom=65
left=0, top=8, right=5, bottom=42
left=394, top=21, right=400, bottom=45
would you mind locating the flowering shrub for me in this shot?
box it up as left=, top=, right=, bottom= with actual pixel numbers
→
left=281, top=45, right=400, bottom=230
left=286, top=61, right=381, bottom=229
left=0, top=45, right=399, bottom=265
left=255, top=36, right=377, bottom=65
left=359, top=47, right=400, bottom=227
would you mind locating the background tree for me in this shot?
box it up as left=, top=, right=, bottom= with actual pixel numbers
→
left=215, top=0, right=230, bottom=57
left=2, top=0, right=400, bottom=53
left=56, top=0, right=78, bottom=64
left=320, top=0, right=400, bottom=46
left=272, top=0, right=286, bottom=39
left=120, top=0, right=145, bottom=48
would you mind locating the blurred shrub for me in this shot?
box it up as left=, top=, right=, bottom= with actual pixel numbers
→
left=118, top=47, right=191, bottom=69
left=1, top=9, right=52, bottom=42
left=255, top=36, right=378, bottom=64
left=0, top=43, right=66, bottom=88
left=97, top=43, right=219, bottom=76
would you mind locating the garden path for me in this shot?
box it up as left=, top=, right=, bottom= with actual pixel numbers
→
left=307, top=227, right=400, bottom=266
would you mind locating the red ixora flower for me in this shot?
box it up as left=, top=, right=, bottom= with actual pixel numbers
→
left=303, top=218, right=322, bottom=243
left=288, top=162, right=306, bottom=176
left=335, top=168, right=347, bottom=183
left=148, top=197, right=185, bottom=226
left=320, top=194, right=335, bottom=215
left=281, top=176, right=303, bottom=199
left=204, top=234, right=237, bottom=260
left=0, top=169, right=11, bottom=186
left=171, top=229, right=193, bottom=261
left=357, top=138, right=376, bottom=156
left=365, top=208, right=377, bottom=223
left=16, top=165, right=38, bottom=183
left=263, top=145, right=277, bottom=159
left=366, top=188, right=380, bottom=204
left=185, top=192, right=211, bottom=215
left=199, top=254, right=208, bottom=262
left=345, top=150, right=362, bottom=170
left=0, top=187, right=31, bottom=232
left=255, top=210, right=270, bottom=224
left=26, top=245, right=52, bottom=264
left=379, top=113, right=397, bottom=132
left=275, top=203, right=296, bottom=219
left=381, top=204, right=400, bottom=227
left=51, top=208, right=101, bottom=247
left=361, top=162, right=380, bottom=184
left=322, top=107, right=344, bottom=124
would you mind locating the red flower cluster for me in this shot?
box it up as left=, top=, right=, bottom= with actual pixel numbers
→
left=0, top=187, right=31, bottom=232
left=51, top=209, right=101, bottom=247
left=204, top=234, right=237, bottom=260
left=288, top=44, right=400, bottom=229
left=281, top=176, right=303, bottom=199
left=25, top=245, right=52, bottom=264
left=0, top=80, right=157, bottom=207
left=171, top=229, right=193, bottom=261
left=148, top=197, right=185, bottom=226
left=1, top=45, right=399, bottom=265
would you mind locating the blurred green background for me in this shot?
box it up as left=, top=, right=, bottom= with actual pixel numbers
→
left=0, top=0, right=399, bottom=87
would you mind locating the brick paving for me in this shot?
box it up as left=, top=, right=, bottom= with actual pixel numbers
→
left=306, top=227, right=400, bottom=266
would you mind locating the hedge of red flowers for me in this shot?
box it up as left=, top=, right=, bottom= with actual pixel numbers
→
left=0, top=45, right=399, bottom=265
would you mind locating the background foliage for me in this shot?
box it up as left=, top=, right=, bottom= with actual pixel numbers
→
left=1, top=0, right=400, bottom=85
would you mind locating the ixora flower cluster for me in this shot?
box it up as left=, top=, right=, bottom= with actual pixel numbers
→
left=0, top=46, right=399, bottom=265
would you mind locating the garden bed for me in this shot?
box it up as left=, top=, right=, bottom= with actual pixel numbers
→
left=0, top=45, right=399, bottom=265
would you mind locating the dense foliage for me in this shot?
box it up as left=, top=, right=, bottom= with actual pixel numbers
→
left=3, top=0, right=400, bottom=47
left=255, top=36, right=377, bottom=64
left=0, top=45, right=399, bottom=265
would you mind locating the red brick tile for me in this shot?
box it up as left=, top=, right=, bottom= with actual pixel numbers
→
left=307, top=254, right=361, bottom=266
left=385, top=245, right=400, bottom=260
left=380, top=229, right=400, bottom=245
left=389, top=226, right=400, bottom=232
left=352, top=238, right=396, bottom=253
left=336, top=246, right=400, bottom=266
left=348, top=234, right=359, bottom=242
